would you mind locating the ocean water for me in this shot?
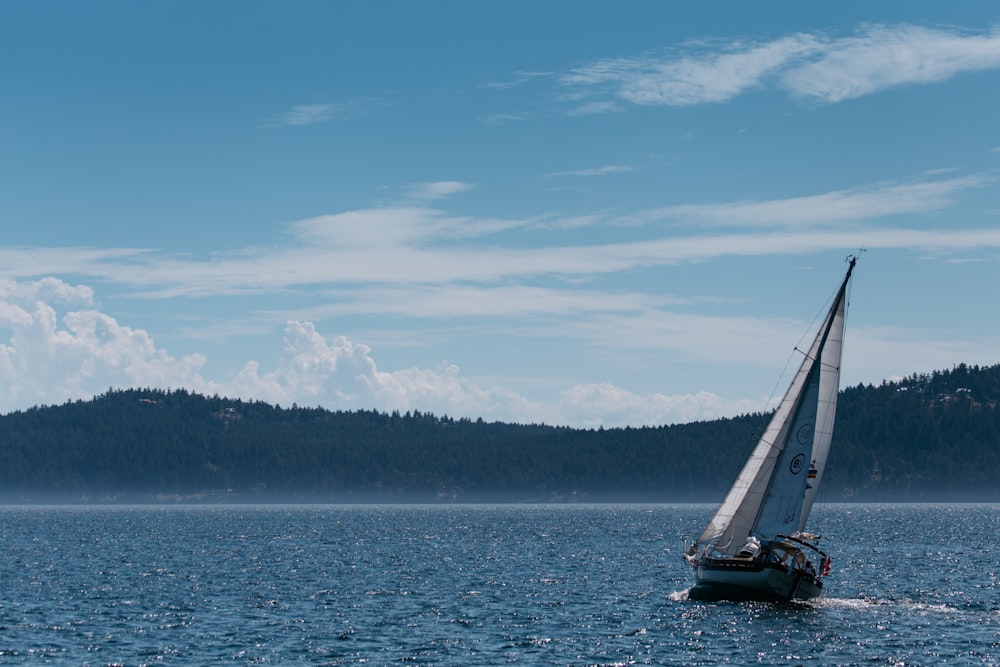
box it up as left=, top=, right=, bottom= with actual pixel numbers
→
left=0, top=504, right=997, bottom=665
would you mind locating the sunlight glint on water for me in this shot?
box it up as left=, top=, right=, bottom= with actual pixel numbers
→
left=0, top=504, right=997, bottom=665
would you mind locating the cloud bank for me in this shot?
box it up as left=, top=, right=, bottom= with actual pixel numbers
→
left=0, top=278, right=753, bottom=426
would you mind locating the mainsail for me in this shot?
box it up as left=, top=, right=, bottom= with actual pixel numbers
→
left=692, top=257, right=856, bottom=557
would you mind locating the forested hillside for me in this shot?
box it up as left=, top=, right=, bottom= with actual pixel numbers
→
left=1, top=363, right=998, bottom=503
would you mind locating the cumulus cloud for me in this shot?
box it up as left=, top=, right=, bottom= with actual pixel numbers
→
left=0, top=279, right=751, bottom=426
left=0, top=278, right=211, bottom=411
left=558, top=383, right=760, bottom=428
left=7, top=277, right=1000, bottom=428
left=225, top=322, right=764, bottom=426
left=230, top=321, right=540, bottom=420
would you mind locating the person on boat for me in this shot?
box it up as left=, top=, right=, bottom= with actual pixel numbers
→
left=804, top=560, right=816, bottom=577
left=736, top=536, right=761, bottom=559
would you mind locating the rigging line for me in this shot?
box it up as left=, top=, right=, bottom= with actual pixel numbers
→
left=762, top=345, right=798, bottom=415
left=762, top=263, right=847, bottom=413
left=792, top=346, right=841, bottom=372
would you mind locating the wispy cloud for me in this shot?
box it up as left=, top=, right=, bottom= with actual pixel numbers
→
left=405, top=181, right=476, bottom=200
left=2, top=173, right=998, bottom=299
left=268, top=104, right=338, bottom=127
left=543, top=165, right=635, bottom=178
left=564, top=34, right=823, bottom=107
left=266, top=98, right=387, bottom=127
left=567, top=100, right=624, bottom=115
left=268, top=284, right=680, bottom=322
left=0, top=247, right=152, bottom=282
left=560, top=24, right=1000, bottom=109
left=478, top=112, right=529, bottom=125
left=620, top=173, right=996, bottom=227
left=782, top=24, right=1000, bottom=103
left=480, top=70, right=553, bottom=89
left=105, top=225, right=1000, bottom=301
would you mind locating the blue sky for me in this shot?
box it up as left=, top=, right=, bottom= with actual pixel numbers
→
left=3, top=2, right=1000, bottom=426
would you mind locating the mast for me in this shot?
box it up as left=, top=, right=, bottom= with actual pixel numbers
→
left=691, top=256, right=856, bottom=556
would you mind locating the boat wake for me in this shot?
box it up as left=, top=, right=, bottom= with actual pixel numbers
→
left=819, top=596, right=970, bottom=616
left=668, top=588, right=692, bottom=601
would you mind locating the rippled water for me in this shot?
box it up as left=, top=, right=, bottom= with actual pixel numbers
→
left=0, top=504, right=997, bottom=665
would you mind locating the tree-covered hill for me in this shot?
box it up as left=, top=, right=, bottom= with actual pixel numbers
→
left=1, top=363, right=999, bottom=503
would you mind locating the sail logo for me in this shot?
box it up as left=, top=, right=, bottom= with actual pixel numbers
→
left=789, top=453, right=806, bottom=475
left=796, top=423, right=813, bottom=445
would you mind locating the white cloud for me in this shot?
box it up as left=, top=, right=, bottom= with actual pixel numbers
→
left=266, top=98, right=388, bottom=127
left=478, top=112, right=528, bottom=125
left=561, top=24, right=1000, bottom=108
left=0, top=278, right=211, bottom=411
left=405, top=181, right=476, bottom=200
left=289, top=207, right=447, bottom=248
left=623, top=174, right=995, bottom=227
left=2, top=172, right=997, bottom=312
left=567, top=100, right=624, bottom=115
left=288, top=284, right=674, bottom=320
left=268, top=104, right=337, bottom=127
left=0, top=247, right=150, bottom=282
left=4, top=278, right=1000, bottom=428
left=232, top=322, right=381, bottom=405
left=0, top=281, right=777, bottom=425
left=544, top=165, right=634, bottom=178
left=588, top=35, right=822, bottom=106
left=286, top=204, right=527, bottom=253
left=229, top=321, right=543, bottom=420
left=558, top=383, right=760, bottom=428
left=782, top=24, right=1000, bottom=103
left=480, top=70, right=553, bottom=89
left=0, top=276, right=95, bottom=306
left=0, top=287, right=557, bottom=420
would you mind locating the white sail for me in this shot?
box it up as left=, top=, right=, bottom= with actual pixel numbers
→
left=798, top=282, right=848, bottom=531
left=692, top=258, right=855, bottom=556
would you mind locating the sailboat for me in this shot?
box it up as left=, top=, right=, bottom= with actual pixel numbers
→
left=684, top=255, right=857, bottom=602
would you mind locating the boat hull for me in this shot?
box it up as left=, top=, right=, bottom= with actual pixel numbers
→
left=689, top=559, right=822, bottom=602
